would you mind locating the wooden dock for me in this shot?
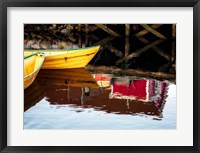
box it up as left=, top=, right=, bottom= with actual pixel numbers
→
left=24, top=24, right=176, bottom=78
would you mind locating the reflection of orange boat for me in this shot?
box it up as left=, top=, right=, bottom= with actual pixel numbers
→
left=37, top=68, right=99, bottom=88
left=92, top=74, right=111, bottom=88
left=24, top=80, right=44, bottom=112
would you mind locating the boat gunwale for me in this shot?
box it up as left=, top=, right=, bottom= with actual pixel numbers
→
left=24, top=53, right=45, bottom=79
left=24, top=52, right=43, bottom=59
left=42, top=52, right=97, bottom=62
left=24, top=45, right=100, bottom=53
left=24, top=46, right=100, bottom=60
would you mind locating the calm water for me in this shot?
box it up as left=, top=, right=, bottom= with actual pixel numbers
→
left=24, top=69, right=176, bottom=129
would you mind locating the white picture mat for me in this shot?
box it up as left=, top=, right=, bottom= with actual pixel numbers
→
left=7, top=7, right=193, bottom=146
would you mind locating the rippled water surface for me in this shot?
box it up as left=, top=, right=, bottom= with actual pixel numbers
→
left=24, top=69, right=176, bottom=129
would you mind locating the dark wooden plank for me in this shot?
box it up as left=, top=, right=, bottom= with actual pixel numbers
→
left=138, top=37, right=171, bottom=61
left=135, top=24, right=162, bottom=37
left=141, top=24, right=166, bottom=39
left=95, top=24, right=119, bottom=37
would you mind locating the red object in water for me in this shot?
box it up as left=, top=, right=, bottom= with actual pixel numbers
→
left=113, top=80, right=148, bottom=100
left=111, top=79, right=168, bottom=103
left=93, top=74, right=110, bottom=81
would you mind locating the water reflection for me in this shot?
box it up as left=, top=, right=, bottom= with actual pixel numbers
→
left=25, top=68, right=171, bottom=119
left=37, top=68, right=99, bottom=88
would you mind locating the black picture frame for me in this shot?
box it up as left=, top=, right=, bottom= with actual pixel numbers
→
left=0, top=0, right=199, bottom=152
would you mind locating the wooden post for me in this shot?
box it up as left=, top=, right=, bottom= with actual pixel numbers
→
left=78, top=24, right=81, bottom=33
left=78, top=34, right=82, bottom=48
left=125, top=24, right=130, bottom=37
left=85, top=34, right=89, bottom=47
left=172, top=40, right=176, bottom=64
left=125, top=24, right=130, bottom=58
left=85, top=24, right=89, bottom=34
left=84, top=24, right=89, bottom=47
left=172, top=24, right=176, bottom=39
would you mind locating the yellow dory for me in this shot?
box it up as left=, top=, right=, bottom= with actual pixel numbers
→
left=24, top=46, right=100, bottom=69
left=24, top=53, right=45, bottom=89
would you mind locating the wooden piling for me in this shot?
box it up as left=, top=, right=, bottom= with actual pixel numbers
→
left=125, top=36, right=130, bottom=58
left=85, top=34, right=89, bottom=47
left=85, top=24, right=89, bottom=34
left=125, top=24, right=130, bottom=37
left=125, top=24, right=130, bottom=58
left=78, top=34, right=82, bottom=48
left=172, top=40, right=176, bottom=64
left=172, top=24, right=176, bottom=39
left=84, top=24, right=89, bottom=46
left=78, top=24, right=81, bottom=33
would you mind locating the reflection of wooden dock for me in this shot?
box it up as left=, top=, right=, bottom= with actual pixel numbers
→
left=87, top=65, right=175, bottom=82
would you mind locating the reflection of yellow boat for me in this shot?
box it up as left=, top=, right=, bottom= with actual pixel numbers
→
left=24, top=53, right=45, bottom=89
left=24, top=46, right=100, bottom=69
left=37, top=68, right=99, bottom=88
left=24, top=80, right=44, bottom=112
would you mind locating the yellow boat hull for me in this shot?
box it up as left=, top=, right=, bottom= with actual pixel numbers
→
left=24, top=53, right=45, bottom=89
left=24, top=46, right=100, bottom=69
